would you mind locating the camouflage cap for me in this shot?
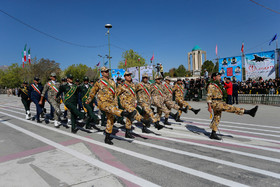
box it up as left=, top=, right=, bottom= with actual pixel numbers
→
left=124, top=71, right=132, bottom=76
left=67, top=74, right=73, bottom=79
left=83, top=76, right=89, bottom=81
left=165, top=76, right=171, bottom=81
left=142, top=73, right=148, bottom=78
left=155, top=75, right=162, bottom=80
left=50, top=72, right=56, bottom=77
left=100, top=66, right=110, bottom=72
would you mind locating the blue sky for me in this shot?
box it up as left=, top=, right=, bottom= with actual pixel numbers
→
left=1, top=0, right=279, bottom=71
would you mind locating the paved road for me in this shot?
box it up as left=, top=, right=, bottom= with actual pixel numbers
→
left=0, top=94, right=280, bottom=187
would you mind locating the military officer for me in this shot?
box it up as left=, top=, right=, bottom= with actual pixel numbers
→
left=56, top=74, right=87, bottom=133
left=151, top=75, right=178, bottom=123
left=136, top=73, right=164, bottom=132
left=85, top=67, right=136, bottom=145
left=39, top=72, right=61, bottom=127
left=162, top=76, right=188, bottom=125
left=174, top=78, right=201, bottom=122
left=80, top=76, right=99, bottom=130
left=118, top=72, right=153, bottom=138
left=28, top=77, right=43, bottom=123
left=207, top=72, right=258, bottom=140
left=18, top=81, right=31, bottom=120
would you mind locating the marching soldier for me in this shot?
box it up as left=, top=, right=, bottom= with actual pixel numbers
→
left=162, top=76, right=188, bottom=125
left=39, top=73, right=61, bottom=127
left=136, top=73, right=164, bottom=132
left=85, top=67, right=137, bottom=145
left=79, top=76, right=99, bottom=130
left=28, top=77, right=43, bottom=123
left=151, top=75, right=178, bottom=123
left=207, top=72, right=258, bottom=140
left=56, top=74, right=87, bottom=133
left=115, top=77, right=125, bottom=125
left=18, top=81, right=31, bottom=120
left=174, top=78, right=201, bottom=122
left=118, top=72, right=153, bottom=138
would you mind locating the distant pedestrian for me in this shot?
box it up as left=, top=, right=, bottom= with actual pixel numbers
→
left=232, top=81, right=239, bottom=104
left=224, top=78, right=233, bottom=105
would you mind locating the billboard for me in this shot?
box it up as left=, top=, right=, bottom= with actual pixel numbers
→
left=245, top=50, right=275, bottom=80
left=219, top=56, right=242, bottom=81
left=111, top=69, right=125, bottom=82
left=127, top=65, right=153, bottom=83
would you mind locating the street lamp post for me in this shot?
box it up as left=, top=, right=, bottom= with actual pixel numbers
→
left=105, top=24, right=112, bottom=71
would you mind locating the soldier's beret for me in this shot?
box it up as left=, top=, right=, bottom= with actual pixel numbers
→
left=23, top=81, right=28, bottom=84
left=211, top=72, right=221, bottom=78
left=51, top=72, right=56, bottom=77
left=124, top=71, right=132, bottom=76
left=75, top=78, right=80, bottom=82
left=67, top=74, right=73, bottom=79
left=90, top=80, right=94, bottom=82
left=83, top=76, right=89, bottom=81
left=116, top=77, right=122, bottom=81
left=61, top=78, right=66, bottom=82
left=100, top=66, right=110, bottom=72
left=34, top=77, right=40, bottom=81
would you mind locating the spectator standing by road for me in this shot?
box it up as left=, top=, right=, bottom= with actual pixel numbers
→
left=232, top=80, right=239, bottom=104
left=224, top=78, right=233, bottom=105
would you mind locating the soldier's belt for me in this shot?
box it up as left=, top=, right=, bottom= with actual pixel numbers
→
left=212, top=98, right=222, bottom=100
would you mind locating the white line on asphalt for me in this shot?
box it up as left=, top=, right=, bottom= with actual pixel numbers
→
left=0, top=118, right=159, bottom=187
left=0, top=111, right=249, bottom=187
left=2, top=106, right=280, bottom=154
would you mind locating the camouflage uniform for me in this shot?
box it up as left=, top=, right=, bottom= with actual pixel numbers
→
left=136, top=82, right=160, bottom=123
left=41, top=80, right=61, bottom=121
left=174, top=83, right=192, bottom=117
left=151, top=82, right=171, bottom=118
left=118, top=80, right=143, bottom=130
left=162, top=82, right=180, bottom=111
left=207, top=82, right=244, bottom=132
left=86, top=78, right=123, bottom=134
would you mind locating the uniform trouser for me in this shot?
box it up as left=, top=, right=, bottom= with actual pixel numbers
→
left=98, top=101, right=123, bottom=134
left=116, top=97, right=124, bottom=123
left=48, top=97, right=61, bottom=121
left=83, top=102, right=97, bottom=128
left=121, top=101, right=143, bottom=130
left=138, top=101, right=159, bottom=123
left=65, top=101, right=85, bottom=131
left=165, top=99, right=180, bottom=111
left=210, top=101, right=244, bottom=131
left=153, top=97, right=170, bottom=118
left=176, top=98, right=192, bottom=117
left=32, top=99, right=42, bottom=120
left=21, top=98, right=31, bottom=113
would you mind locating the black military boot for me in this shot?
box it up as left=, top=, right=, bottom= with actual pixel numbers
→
left=170, top=112, right=179, bottom=120
left=125, top=129, right=135, bottom=139
left=141, top=118, right=153, bottom=128
left=164, top=118, right=171, bottom=125
left=121, top=110, right=137, bottom=122
left=71, top=128, right=78, bottom=134
left=210, top=130, right=221, bottom=140
left=175, top=116, right=183, bottom=122
left=104, top=132, right=113, bottom=145
left=154, top=121, right=164, bottom=130
left=190, top=108, right=201, bottom=115
left=142, top=126, right=150, bottom=133
left=244, top=106, right=258, bottom=117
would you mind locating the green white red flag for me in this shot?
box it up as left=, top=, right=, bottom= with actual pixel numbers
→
left=28, top=48, right=31, bottom=65
left=22, top=51, right=24, bottom=68
left=24, top=44, right=27, bottom=62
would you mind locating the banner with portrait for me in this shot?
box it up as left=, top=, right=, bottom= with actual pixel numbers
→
left=219, top=56, right=242, bottom=81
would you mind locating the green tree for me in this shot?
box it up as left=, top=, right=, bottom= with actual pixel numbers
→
left=0, top=63, right=24, bottom=88
left=85, top=67, right=100, bottom=82
left=201, top=60, right=214, bottom=75
left=64, top=64, right=89, bottom=81
left=175, top=65, right=187, bottom=77
left=213, top=61, right=219, bottom=72
left=118, top=49, right=146, bottom=69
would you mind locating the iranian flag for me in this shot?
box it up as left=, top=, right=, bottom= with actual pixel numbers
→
left=24, top=44, right=27, bottom=62
left=215, top=44, right=218, bottom=56
left=125, top=59, right=127, bottom=66
left=150, top=53, right=154, bottom=63
left=138, top=57, right=140, bottom=62
left=22, top=51, right=24, bottom=68
left=28, top=48, right=31, bottom=65
left=241, top=43, right=244, bottom=53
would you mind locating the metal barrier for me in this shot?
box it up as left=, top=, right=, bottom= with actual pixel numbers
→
left=238, top=94, right=280, bottom=106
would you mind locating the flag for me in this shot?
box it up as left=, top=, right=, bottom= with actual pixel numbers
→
left=125, top=59, right=127, bottom=66
left=138, top=57, right=140, bottom=62
left=150, top=53, right=154, bottom=63
left=28, top=48, right=31, bottom=65
left=241, top=43, right=244, bottom=53
left=24, top=44, right=27, bottom=62
left=22, top=51, right=24, bottom=68
left=104, top=61, right=108, bottom=66
left=269, top=34, right=277, bottom=45
left=215, top=45, right=218, bottom=56
left=96, top=62, right=100, bottom=67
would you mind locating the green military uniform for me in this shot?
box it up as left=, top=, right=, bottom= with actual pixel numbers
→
left=18, top=81, right=31, bottom=120
left=56, top=74, right=85, bottom=133
left=79, top=77, right=99, bottom=129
